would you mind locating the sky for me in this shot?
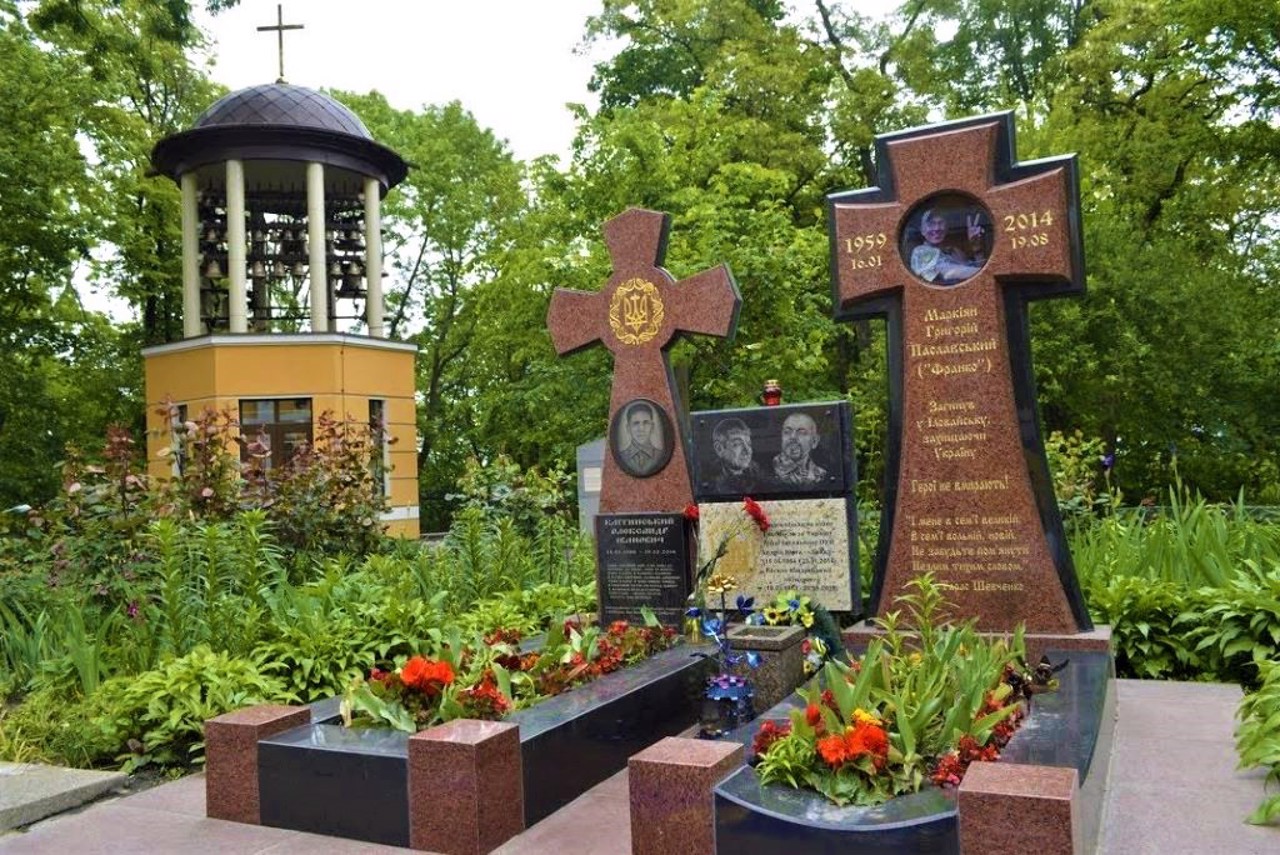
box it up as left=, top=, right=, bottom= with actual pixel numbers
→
left=195, top=0, right=612, bottom=163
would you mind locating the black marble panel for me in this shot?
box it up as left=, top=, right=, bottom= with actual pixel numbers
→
left=691, top=402, right=854, bottom=501
left=596, top=513, right=692, bottom=626
left=514, top=642, right=716, bottom=825
left=258, top=723, right=410, bottom=846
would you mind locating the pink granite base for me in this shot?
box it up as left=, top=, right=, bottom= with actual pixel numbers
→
left=958, top=762, right=1080, bottom=855
left=408, top=719, right=523, bottom=855
left=205, top=704, right=310, bottom=824
left=629, top=736, right=744, bottom=855
left=843, top=624, right=1111, bottom=664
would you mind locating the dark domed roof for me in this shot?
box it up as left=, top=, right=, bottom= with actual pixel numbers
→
left=194, top=83, right=371, bottom=139
left=151, top=83, right=407, bottom=190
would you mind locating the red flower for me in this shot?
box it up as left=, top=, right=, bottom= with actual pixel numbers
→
left=805, top=703, right=824, bottom=729
left=683, top=504, right=700, bottom=521
left=751, top=720, right=791, bottom=757
left=457, top=675, right=511, bottom=720
left=743, top=497, right=770, bottom=532
left=853, top=722, right=890, bottom=769
left=400, top=656, right=455, bottom=695
left=821, top=688, right=838, bottom=712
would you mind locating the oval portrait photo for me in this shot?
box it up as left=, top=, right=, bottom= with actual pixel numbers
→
left=609, top=398, right=674, bottom=478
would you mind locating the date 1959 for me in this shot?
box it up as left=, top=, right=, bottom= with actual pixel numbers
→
left=844, top=233, right=887, bottom=254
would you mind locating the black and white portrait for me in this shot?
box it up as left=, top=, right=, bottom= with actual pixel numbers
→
left=710, top=417, right=763, bottom=493
left=609, top=398, right=674, bottom=478
left=771, top=411, right=829, bottom=485
left=692, top=402, right=850, bottom=500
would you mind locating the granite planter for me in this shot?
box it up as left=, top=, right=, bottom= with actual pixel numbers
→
left=248, top=642, right=715, bottom=848
left=712, top=649, right=1115, bottom=854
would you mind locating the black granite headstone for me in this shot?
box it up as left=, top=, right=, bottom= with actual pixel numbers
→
left=595, top=513, right=693, bottom=625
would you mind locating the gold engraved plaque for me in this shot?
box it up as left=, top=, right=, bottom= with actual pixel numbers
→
left=608, top=278, right=664, bottom=346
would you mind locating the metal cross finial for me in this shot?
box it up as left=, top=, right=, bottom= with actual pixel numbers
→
left=257, top=4, right=303, bottom=84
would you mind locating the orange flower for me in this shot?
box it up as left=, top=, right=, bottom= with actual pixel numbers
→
left=400, top=656, right=455, bottom=694
left=816, top=734, right=849, bottom=768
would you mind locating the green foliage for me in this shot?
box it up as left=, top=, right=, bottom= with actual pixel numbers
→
left=1086, top=577, right=1204, bottom=680
left=1076, top=489, right=1280, bottom=682
left=245, top=412, right=391, bottom=559
left=0, top=687, right=113, bottom=767
left=1185, top=565, right=1280, bottom=689
left=90, top=646, right=291, bottom=772
left=761, top=575, right=1024, bottom=806
left=1045, top=430, right=1119, bottom=527
left=449, top=454, right=576, bottom=536
left=406, top=507, right=594, bottom=613
left=1236, top=659, right=1280, bottom=825
left=756, top=730, right=818, bottom=789
left=1073, top=485, right=1280, bottom=590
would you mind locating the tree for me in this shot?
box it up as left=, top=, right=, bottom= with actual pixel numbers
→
left=30, top=0, right=223, bottom=344
left=331, top=93, right=527, bottom=528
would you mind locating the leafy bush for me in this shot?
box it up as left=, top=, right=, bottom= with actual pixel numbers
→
left=1086, top=577, right=1206, bottom=680
left=1236, top=659, right=1280, bottom=825
left=405, top=508, right=593, bottom=611
left=1184, top=563, right=1280, bottom=688
left=90, top=646, right=291, bottom=773
left=243, top=412, right=390, bottom=559
left=0, top=688, right=110, bottom=766
left=448, top=453, right=575, bottom=537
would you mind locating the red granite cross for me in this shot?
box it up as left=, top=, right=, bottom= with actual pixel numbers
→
left=829, top=115, right=1090, bottom=633
left=547, top=208, right=740, bottom=514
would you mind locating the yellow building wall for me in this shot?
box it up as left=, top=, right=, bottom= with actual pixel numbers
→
left=142, top=334, right=420, bottom=538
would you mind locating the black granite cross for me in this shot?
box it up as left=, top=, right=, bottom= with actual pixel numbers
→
left=547, top=208, right=740, bottom=514
left=828, top=113, right=1091, bottom=633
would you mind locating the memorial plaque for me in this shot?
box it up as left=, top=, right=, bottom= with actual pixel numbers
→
left=691, top=402, right=853, bottom=501
left=596, top=513, right=693, bottom=626
left=828, top=112, right=1091, bottom=633
left=697, top=498, right=856, bottom=612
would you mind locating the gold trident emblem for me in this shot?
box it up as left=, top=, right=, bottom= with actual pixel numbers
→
left=609, top=278, right=664, bottom=345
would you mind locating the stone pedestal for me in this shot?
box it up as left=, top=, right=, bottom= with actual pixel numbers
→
left=407, top=719, right=523, bottom=855
left=728, top=623, right=806, bottom=711
left=958, top=762, right=1079, bottom=855
left=205, top=704, right=310, bottom=824
left=629, top=736, right=743, bottom=855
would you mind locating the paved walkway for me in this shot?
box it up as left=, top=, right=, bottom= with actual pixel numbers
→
left=0, top=680, right=1275, bottom=854
left=1097, top=681, right=1275, bottom=855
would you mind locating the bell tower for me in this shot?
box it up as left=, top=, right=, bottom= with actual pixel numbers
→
left=144, top=82, right=419, bottom=536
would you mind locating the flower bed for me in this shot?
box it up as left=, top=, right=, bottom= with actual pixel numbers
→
left=712, top=648, right=1115, bottom=854
left=253, top=635, right=715, bottom=846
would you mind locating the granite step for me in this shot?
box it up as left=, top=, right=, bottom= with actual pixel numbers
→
left=0, top=762, right=126, bottom=832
